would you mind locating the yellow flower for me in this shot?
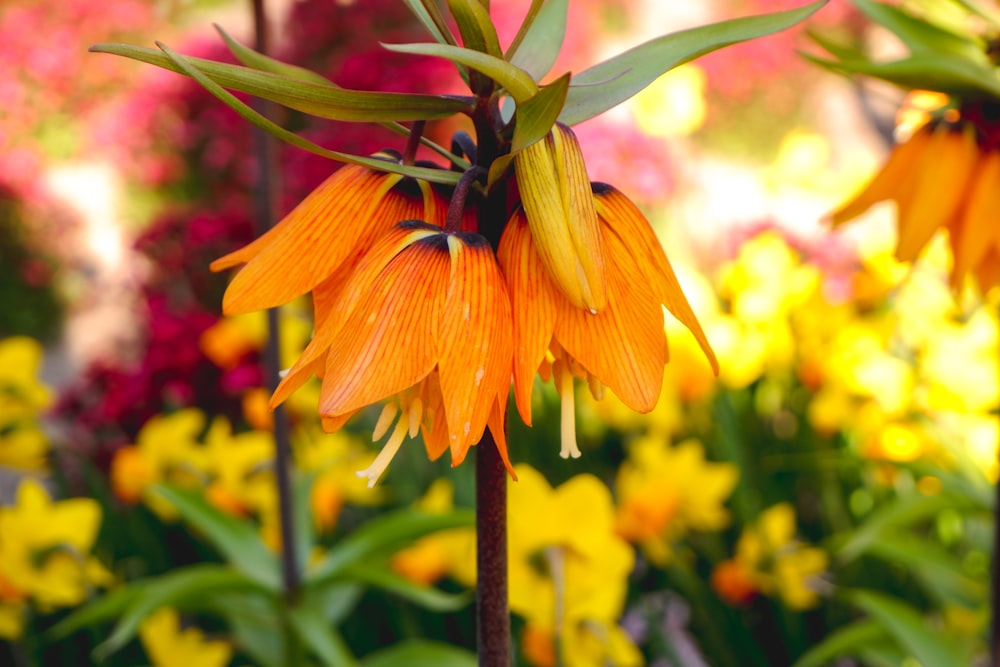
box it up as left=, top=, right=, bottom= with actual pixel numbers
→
left=139, top=607, right=232, bottom=667
left=0, top=479, right=108, bottom=610
left=201, top=416, right=275, bottom=518
left=615, top=438, right=738, bottom=565
left=391, top=478, right=475, bottom=586
left=712, top=503, right=828, bottom=610
left=0, top=336, right=52, bottom=471
left=508, top=466, right=637, bottom=666
left=833, top=102, right=1000, bottom=292
left=499, top=183, right=717, bottom=459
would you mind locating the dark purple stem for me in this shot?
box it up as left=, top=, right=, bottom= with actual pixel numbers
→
left=476, top=427, right=511, bottom=667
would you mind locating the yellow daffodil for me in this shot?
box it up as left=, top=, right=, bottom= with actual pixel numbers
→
left=507, top=465, right=637, bottom=666
left=615, top=438, right=738, bottom=565
left=0, top=479, right=109, bottom=610
left=712, top=503, right=828, bottom=610
left=499, top=184, right=717, bottom=459
left=0, top=337, right=52, bottom=471
left=139, top=607, right=233, bottom=667
left=833, top=101, right=1000, bottom=292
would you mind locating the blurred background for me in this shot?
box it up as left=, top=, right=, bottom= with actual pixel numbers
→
left=1, top=1, right=996, bottom=666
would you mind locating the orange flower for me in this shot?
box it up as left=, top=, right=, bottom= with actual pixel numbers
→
left=833, top=101, right=1000, bottom=292
left=277, top=221, right=514, bottom=485
left=212, top=151, right=448, bottom=314
left=498, top=183, right=717, bottom=458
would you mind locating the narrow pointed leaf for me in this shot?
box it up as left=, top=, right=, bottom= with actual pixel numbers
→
left=848, top=589, right=968, bottom=666
left=559, top=1, right=826, bottom=126
left=488, top=72, right=571, bottom=187
left=402, top=0, right=458, bottom=46
left=801, top=51, right=1000, bottom=97
left=152, top=484, right=281, bottom=591
left=306, top=509, right=475, bottom=585
left=94, top=565, right=268, bottom=661
left=791, top=619, right=889, bottom=667
left=507, top=0, right=568, bottom=81
left=91, top=43, right=471, bottom=121
left=150, top=41, right=460, bottom=184
left=214, top=24, right=333, bottom=85
left=288, top=602, right=360, bottom=667
left=866, top=531, right=983, bottom=606
left=852, top=0, right=984, bottom=60
left=341, top=562, right=473, bottom=611
left=382, top=42, right=538, bottom=102
left=47, top=581, right=154, bottom=640
left=362, top=641, right=478, bottom=667
left=448, top=0, right=503, bottom=57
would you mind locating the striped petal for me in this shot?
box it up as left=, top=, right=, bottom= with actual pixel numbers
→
left=318, top=222, right=451, bottom=417
left=554, top=218, right=666, bottom=413
left=514, top=124, right=607, bottom=312
left=951, top=149, right=1000, bottom=285
left=497, top=209, right=559, bottom=425
left=437, top=232, right=514, bottom=463
left=593, top=184, right=719, bottom=375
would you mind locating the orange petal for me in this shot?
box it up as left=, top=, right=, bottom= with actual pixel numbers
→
left=895, top=124, right=978, bottom=262
left=215, top=160, right=433, bottom=314
left=419, top=371, right=451, bottom=462
left=437, top=233, right=514, bottom=462
left=952, top=149, right=1000, bottom=284
left=319, top=222, right=451, bottom=417
left=831, top=124, right=933, bottom=226
left=594, top=184, right=718, bottom=375
left=555, top=221, right=666, bottom=413
left=497, top=210, right=559, bottom=425
left=487, top=398, right=516, bottom=479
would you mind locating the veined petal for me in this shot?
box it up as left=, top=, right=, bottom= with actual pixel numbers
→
left=437, top=233, right=514, bottom=463
left=952, top=149, right=1000, bottom=284
left=497, top=210, right=559, bottom=426
left=593, top=184, right=718, bottom=375
left=487, top=398, right=516, bottom=478
left=319, top=222, right=451, bottom=417
left=831, top=124, right=933, bottom=225
left=213, top=156, right=445, bottom=314
left=895, top=123, right=978, bottom=262
left=554, top=220, right=666, bottom=413
left=514, top=124, right=607, bottom=311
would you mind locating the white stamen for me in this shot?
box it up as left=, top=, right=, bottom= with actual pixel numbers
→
left=372, top=402, right=399, bottom=441
left=558, top=367, right=581, bottom=459
left=356, top=417, right=409, bottom=488
left=408, top=397, right=423, bottom=438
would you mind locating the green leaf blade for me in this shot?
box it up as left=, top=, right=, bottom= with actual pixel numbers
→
left=507, top=0, right=568, bottom=81
left=559, top=0, right=827, bottom=126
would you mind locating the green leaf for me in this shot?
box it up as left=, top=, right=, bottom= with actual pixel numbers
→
left=507, top=0, right=568, bottom=81
left=47, top=581, right=154, bottom=640
left=833, top=490, right=979, bottom=563
left=293, top=472, right=318, bottom=575
left=304, top=582, right=365, bottom=626
left=214, top=24, right=333, bottom=85
left=382, top=42, right=538, bottom=103
left=288, top=601, right=360, bottom=667
left=488, top=72, right=571, bottom=187
left=559, top=0, right=827, bottom=126
left=152, top=484, right=281, bottom=591
left=448, top=0, right=503, bottom=57
left=361, top=640, right=478, bottom=667
left=802, top=51, right=1000, bottom=97
left=208, top=591, right=285, bottom=667
left=852, top=0, right=984, bottom=60
left=402, top=0, right=458, bottom=46
left=94, top=565, right=268, bottom=661
left=306, top=509, right=474, bottom=586
left=791, top=619, right=888, bottom=667
left=848, top=589, right=969, bottom=666
left=866, top=531, right=983, bottom=606
left=90, top=42, right=471, bottom=122
left=150, top=41, right=461, bottom=184
left=340, top=562, right=473, bottom=612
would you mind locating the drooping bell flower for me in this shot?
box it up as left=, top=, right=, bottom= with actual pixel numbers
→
left=498, top=183, right=718, bottom=459
left=274, top=220, right=515, bottom=486
left=831, top=101, right=1000, bottom=292
left=211, top=151, right=448, bottom=314
left=513, top=123, right=607, bottom=313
